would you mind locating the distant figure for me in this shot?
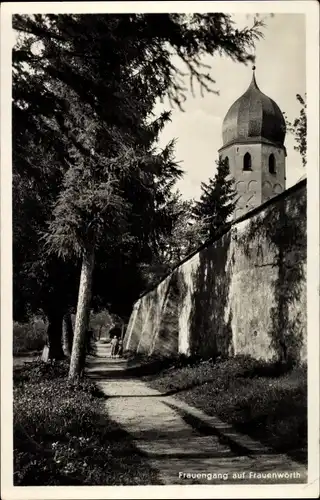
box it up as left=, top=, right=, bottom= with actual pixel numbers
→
left=110, top=336, right=119, bottom=358
left=118, top=338, right=123, bottom=358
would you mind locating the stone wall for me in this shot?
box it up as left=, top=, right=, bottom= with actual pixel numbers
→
left=124, top=179, right=307, bottom=364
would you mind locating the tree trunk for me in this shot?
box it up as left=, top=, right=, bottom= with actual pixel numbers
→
left=62, top=312, right=74, bottom=356
left=98, top=325, right=103, bottom=340
left=47, top=309, right=64, bottom=360
left=69, top=248, right=95, bottom=380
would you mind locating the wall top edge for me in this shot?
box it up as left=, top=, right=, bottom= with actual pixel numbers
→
left=135, top=178, right=307, bottom=303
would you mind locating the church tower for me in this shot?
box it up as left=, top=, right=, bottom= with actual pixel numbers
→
left=218, top=67, right=287, bottom=219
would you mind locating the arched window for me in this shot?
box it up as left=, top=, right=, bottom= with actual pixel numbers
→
left=224, top=156, right=229, bottom=168
left=243, top=152, right=252, bottom=171
left=269, top=153, right=276, bottom=174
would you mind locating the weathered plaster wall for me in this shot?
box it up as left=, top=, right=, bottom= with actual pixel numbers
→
left=220, top=142, right=286, bottom=219
left=124, top=180, right=307, bottom=364
left=261, top=143, right=286, bottom=202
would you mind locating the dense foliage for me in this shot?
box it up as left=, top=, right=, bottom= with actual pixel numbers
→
left=13, top=319, right=47, bottom=355
left=14, top=361, right=158, bottom=485
left=193, top=158, right=236, bottom=242
left=284, top=93, right=307, bottom=168
left=12, top=13, right=263, bottom=368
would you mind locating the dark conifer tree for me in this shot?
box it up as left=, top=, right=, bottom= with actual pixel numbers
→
left=193, top=158, right=236, bottom=241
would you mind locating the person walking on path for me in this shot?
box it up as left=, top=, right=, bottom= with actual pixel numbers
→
left=110, top=335, right=119, bottom=358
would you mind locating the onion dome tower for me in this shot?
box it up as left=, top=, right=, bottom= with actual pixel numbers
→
left=218, top=66, right=287, bottom=218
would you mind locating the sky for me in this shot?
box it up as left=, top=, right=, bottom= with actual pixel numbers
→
left=154, top=13, right=306, bottom=201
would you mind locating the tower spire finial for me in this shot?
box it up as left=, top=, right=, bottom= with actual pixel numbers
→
left=252, top=45, right=256, bottom=72
left=250, top=46, right=257, bottom=88
left=250, top=62, right=258, bottom=89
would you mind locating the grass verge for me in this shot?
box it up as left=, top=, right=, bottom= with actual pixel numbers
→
left=14, top=360, right=159, bottom=485
left=142, top=355, right=307, bottom=464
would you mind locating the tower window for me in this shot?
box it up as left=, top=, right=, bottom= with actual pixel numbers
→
left=243, top=152, right=252, bottom=171
left=269, top=153, right=276, bottom=174
left=224, top=156, right=229, bottom=168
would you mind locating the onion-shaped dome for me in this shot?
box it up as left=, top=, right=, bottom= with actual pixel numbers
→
left=222, top=68, right=286, bottom=148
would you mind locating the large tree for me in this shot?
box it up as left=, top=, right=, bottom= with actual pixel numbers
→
left=13, top=13, right=264, bottom=376
left=12, top=77, right=80, bottom=358
left=13, top=14, right=263, bottom=110
left=45, top=105, right=180, bottom=379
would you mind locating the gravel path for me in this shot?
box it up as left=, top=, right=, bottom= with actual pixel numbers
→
left=86, top=341, right=307, bottom=485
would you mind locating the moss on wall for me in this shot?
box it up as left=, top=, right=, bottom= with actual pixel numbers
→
left=188, top=231, right=233, bottom=359
left=123, top=181, right=307, bottom=365
left=236, top=186, right=306, bottom=365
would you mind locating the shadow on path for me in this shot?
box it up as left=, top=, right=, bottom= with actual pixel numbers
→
left=86, top=341, right=307, bottom=485
left=163, top=401, right=268, bottom=458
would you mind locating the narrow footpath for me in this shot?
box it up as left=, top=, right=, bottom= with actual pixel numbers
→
left=86, top=341, right=307, bottom=485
